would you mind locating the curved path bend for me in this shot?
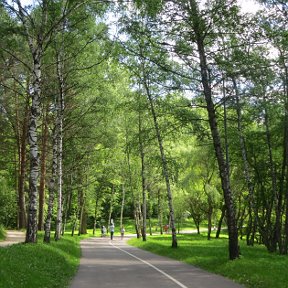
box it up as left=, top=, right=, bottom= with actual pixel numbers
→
left=70, top=237, right=244, bottom=288
left=0, top=230, right=25, bottom=247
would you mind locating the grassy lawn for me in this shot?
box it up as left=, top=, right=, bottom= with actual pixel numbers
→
left=116, top=217, right=202, bottom=235
left=0, top=232, right=89, bottom=288
left=128, top=233, right=288, bottom=288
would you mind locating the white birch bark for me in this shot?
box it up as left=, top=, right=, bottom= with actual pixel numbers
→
left=142, top=77, right=178, bottom=248
left=54, top=7, right=66, bottom=241
left=138, top=109, right=147, bottom=241
left=232, top=77, right=257, bottom=245
left=44, top=127, right=58, bottom=243
left=188, top=0, right=239, bottom=259
left=14, top=0, right=48, bottom=243
left=120, top=184, right=126, bottom=229
left=55, top=74, right=64, bottom=240
left=26, top=60, right=41, bottom=243
left=108, top=185, right=115, bottom=228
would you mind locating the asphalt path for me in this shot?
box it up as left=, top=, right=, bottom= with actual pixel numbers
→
left=69, top=236, right=244, bottom=288
left=0, top=230, right=25, bottom=247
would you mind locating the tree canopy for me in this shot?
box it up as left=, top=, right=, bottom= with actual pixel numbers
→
left=0, top=0, right=288, bottom=259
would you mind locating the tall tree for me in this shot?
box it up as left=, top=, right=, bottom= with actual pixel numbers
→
left=0, top=4, right=30, bottom=230
left=54, top=3, right=66, bottom=241
left=138, top=102, right=147, bottom=241
left=13, top=0, right=49, bottom=243
left=154, top=0, right=240, bottom=258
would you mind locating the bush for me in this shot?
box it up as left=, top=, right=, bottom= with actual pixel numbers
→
left=0, top=224, right=6, bottom=240
left=0, top=173, right=17, bottom=228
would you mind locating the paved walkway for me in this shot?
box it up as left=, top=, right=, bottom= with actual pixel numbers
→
left=69, top=236, right=244, bottom=288
left=0, top=230, right=25, bottom=247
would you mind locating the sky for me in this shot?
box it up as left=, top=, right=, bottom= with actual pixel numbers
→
left=238, top=0, right=261, bottom=13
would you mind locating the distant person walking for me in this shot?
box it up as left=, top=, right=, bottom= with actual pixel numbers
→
left=120, top=226, right=125, bottom=240
left=109, top=222, right=115, bottom=240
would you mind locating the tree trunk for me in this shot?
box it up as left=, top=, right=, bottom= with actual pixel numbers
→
left=204, top=172, right=215, bottom=241
left=54, top=22, right=65, bottom=239
left=148, top=218, right=152, bottom=235
left=216, top=204, right=226, bottom=239
left=125, top=138, right=141, bottom=238
left=78, top=187, right=86, bottom=235
left=43, top=127, right=58, bottom=243
left=284, top=170, right=288, bottom=254
left=138, top=110, right=147, bottom=241
left=236, top=193, right=247, bottom=240
left=201, top=55, right=239, bottom=258
left=207, top=204, right=213, bottom=240
left=223, top=78, right=230, bottom=178
left=252, top=150, right=274, bottom=250
left=16, top=0, right=48, bottom=244
left=108, top=185, right=115, bottom=228
left=38, top=117, right=48, bottom=231
left=196, top=222, right=200, bottom=234
left=158, top=189, right=163, bottom=235
left=62, top=186, right=72, bottom=236
left=263, top=100, right=278, bottom=252
left=80, top=207, right=87, bottom=235
left=25, top=50, right=41, bottom=244
left=62, top=174, right=74, bottom=236
left=17, top=99, right=29, bottom=229
left=135, top=203, right=142, bottom=238
left=120, top=184, right=126, bottom=230
left=189, top=0, right=239, bottom=258
left=93, top=192, right=99, bottom=235
left=283, top=65, right=288, bottom=254
left=71, top=207, right=78, bottom=237
left=232, top=77, right=257, bottom=246
left=142, top=77, right=177, bottom=248
left=54, top=100, right=63, bottom=241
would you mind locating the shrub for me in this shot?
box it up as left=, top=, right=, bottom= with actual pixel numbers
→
left=0, top=224, right=6, bottom=240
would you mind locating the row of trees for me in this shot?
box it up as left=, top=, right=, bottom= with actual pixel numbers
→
left=0, top=0, right=287, bottom=260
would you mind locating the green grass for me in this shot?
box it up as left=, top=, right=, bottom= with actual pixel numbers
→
left=114, top=217, right=201, bottom=235
left=128, top=233, right=288, bottom=288
left=0, top=232, right=89, bottom=288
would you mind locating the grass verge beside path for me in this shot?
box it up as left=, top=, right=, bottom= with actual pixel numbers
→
left=0, top=232, right=89, bottom=288
left=128, top=234, right=288, bottom=288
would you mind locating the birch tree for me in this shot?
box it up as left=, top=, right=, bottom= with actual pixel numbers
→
left=54, top=4, right=66, bottom=241
left=10, top=0, right=49, bottom=243
left=126, top=38, right=178, bottom=247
